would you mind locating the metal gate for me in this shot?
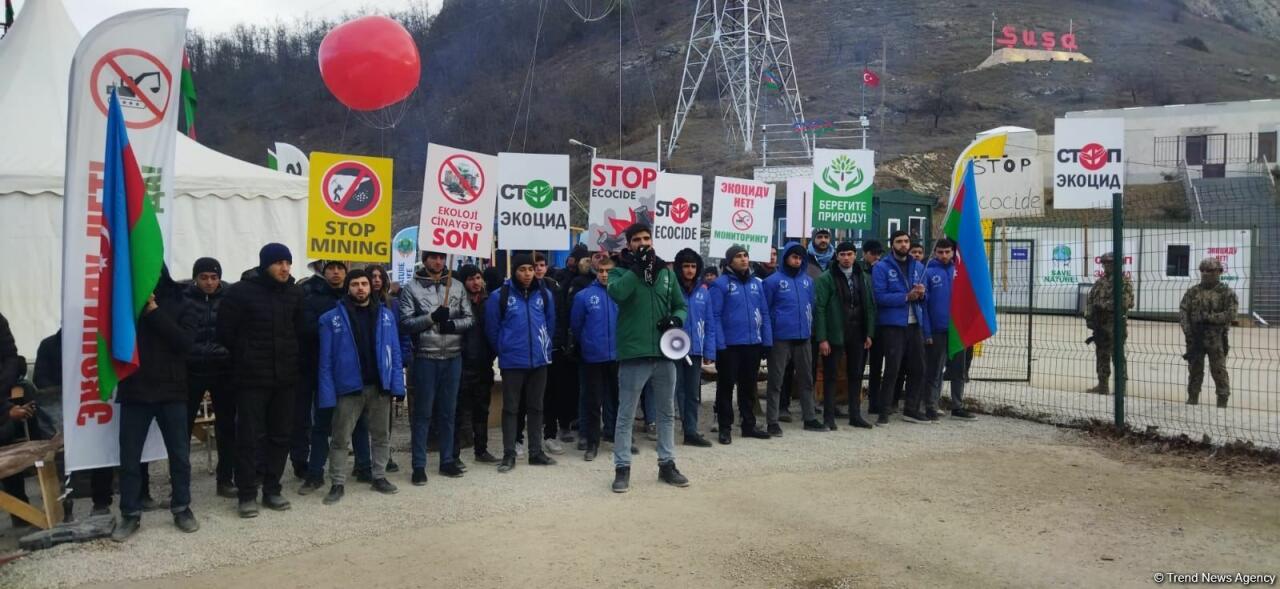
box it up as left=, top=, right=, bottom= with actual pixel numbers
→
left=969, top=238, right=1034, bottom=382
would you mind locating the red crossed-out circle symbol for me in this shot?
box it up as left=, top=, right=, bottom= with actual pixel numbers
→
left=1079, top=143, right=1108, bottom=171
left=321, top=161, right=382, bottom=219
left=437, top=154, right=485, bottom=205
left=732, top=209, right=754, bottom=231
left=90, top=48, right=174, bottom=129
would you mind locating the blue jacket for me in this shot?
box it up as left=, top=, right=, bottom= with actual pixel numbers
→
left=317, top=301, right=406, bottom=409
left=570, top=280, right=618, bottom=364
left=485, top=279, right=556, bottom=370
left=763, top=242, right=816, bottom=341
left=388, top=297, right=412, bottom=368
left=872, top=256, right=931, bottom=329
left=684, top=283, right=717, bottom=360
left=923, top=258, right=955, bottom=335
left=711, top=270, right=772, bottom=348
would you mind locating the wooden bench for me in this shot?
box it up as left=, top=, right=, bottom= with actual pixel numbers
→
left=0, top=433, right=65, bottom=530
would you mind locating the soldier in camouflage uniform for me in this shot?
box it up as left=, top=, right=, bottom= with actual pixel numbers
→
left=1084, top=253, right=1133, bottom=394
left=1179, top=257, right=1238, bottom=407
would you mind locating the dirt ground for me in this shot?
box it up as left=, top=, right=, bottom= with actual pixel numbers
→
left=71, top=426, right=1280, bottom=589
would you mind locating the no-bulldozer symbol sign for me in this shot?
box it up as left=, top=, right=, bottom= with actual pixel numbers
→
left=419, top=143, right=498, bottom=258
left=90, top=48, right=173, bottom=129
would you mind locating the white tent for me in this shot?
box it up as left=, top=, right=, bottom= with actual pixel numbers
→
left=0, top=0, right=308, bottom=356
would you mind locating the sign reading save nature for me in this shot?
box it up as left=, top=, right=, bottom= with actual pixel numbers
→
left=709, top=176, right=775, bottom=262
left=307, top=152, right=394, bottom=263
left=811, top=148, right=874, bottom=230
left=496, top=152, right=570, bottom=251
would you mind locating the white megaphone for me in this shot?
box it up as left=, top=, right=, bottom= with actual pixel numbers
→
left=660, top=328, right=692, bottom=361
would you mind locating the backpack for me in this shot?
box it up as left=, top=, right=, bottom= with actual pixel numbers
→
left=498, top=283, right=550, bottom=322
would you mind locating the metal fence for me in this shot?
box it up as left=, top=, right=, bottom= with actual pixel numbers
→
left=960, top=183, right=1280, bottom=448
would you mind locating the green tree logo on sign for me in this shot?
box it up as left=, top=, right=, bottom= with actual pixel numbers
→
left=524, top=179, right=554, bottom=209
left=821, top=154, right=864, bottom=195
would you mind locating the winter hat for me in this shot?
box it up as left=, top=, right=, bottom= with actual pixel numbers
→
left=321, top=260, right=348, bottom=272
left=192, top=256, right=222, bottom=279
left=836, top=242, right=857, bottom=254
left=812, top=228, right=831, bottom=238
left=862, top=240, right=884, bottom=256
left=511, top=253, right=535, bottom=270
left=258, top=243, right=292, bottom=269
left=724, top=245, right=748, bottom=262
left=456, top=264, right=482, bottom=283
left=570, top=243, right=589, bottom=261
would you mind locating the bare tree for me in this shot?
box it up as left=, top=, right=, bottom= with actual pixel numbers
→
left=913, top=80, right=959, bottom=129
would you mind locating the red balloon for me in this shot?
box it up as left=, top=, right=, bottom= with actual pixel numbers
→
left=318, top=16, right=421, bottom=111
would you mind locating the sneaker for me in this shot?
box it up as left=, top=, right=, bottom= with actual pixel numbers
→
left=876, top=414, right=890, bottom=426
left=803, top=420, right=829, bottom=432
left=298, top=476, right=325, bottom=496
left=216, top=483, right=238, bottom=499
left=559, top=428, right=576, bottom=443
left=139, top=495, right=161, bottom=512
left=514, top=442, right=526, bottom=457
left=498, top=454, right=517, bottom=473
left=658, top=462, right=690, bottom=487
left=584, top=444, right=598, bottom=461
left=901, top=410, right=930, bottom=424
left=767, top=423, right=784, bottom=437
left=386, top=458, right=401, bottom=473
left=951, top=408, right=977, bottom=420
left=111, top=515, right=140, bottom=542
left=645, top=423, right=658, bottom=441
left=612, top=466, right=631, bottom=493
left=474, top=450, right=499, bottom=464
left=173, top=508, right=200, bottom=533
left=718, top=430, right=732, bottom=445
left=742, top=427, right=772, bottom=440
left=352, top=467, right=373, bottom=483
left=543, top=438, right=566, bottom=455
left=439, top=462, right=465, bottom=478
left=683, top=434, right=712, bottom=447
left=926, top=408, right=940, bottom=422
left=372, top=478, right=399, bottom=494
left=322, top=485, right=345, bottom=505
left=849, top=416, right=874, bottom=429
left=262, top=494, right=291, bottom=511
left=412, top=468, right=428, bottom=486
left=528, top=453, right=557, bottom=466
left=238, top=499, right=259, bottom=518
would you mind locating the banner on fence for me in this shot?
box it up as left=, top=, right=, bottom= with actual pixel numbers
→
left=307, top=152, right=393, bottom=263
left=1053, top=118, right=1125, bottom=209
left=652, top=172, right=703, bottom=260
left=811, top=148, right=874, bottom=230
left=709, top=176, right=775, bottom=262
left=586, top=158, right=658, bottom=252
left=419, top=144, right=498, bottom=258
left=391, top=226, right=417, bottom=285
left=497, top=153, right=570, bottom=251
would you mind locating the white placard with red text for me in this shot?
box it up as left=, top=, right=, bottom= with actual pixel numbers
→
left=652, top=172, right=704, bottom=260
left=708, top=176, right=776, bottom=262
left=418, top=143, right=498, bottom=258
left=586, top=158, right=658, bottom=252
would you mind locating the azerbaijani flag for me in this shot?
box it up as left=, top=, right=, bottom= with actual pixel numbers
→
left=96, top=88, right=164, bottom=400
left=762, top=67, right=782, bottom=90
left=942, top=160, right=997, bottom=357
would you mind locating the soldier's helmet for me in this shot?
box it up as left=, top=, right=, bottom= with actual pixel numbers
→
left=1199, top=257, right=1224, bottom=273
left=1100, top=252, right=1115, bottom=264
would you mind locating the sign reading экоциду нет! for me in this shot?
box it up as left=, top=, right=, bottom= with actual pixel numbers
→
left=1053, top=118, right=1125, bottom=209
left=307, top=152, right=394, bottom=263
left=811, top=148, right=874, bottom=230
left=709, top=176, right=775, bottom=262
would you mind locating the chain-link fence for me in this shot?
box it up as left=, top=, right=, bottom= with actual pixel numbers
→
left=962, top=170, right=1280, bottom=448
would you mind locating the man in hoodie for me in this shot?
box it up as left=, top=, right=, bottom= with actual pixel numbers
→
left=710, top=245, right=773, bottom=444
left=453, top=265, right=499, bottom=465
left=606, top=224, right=689, bottom=493
left=763, top=242, right=825, bottom=434
left=184, top=257, right=237, bottom=498
left=400, top=251, right=475, bottom=485
left=872, top=231, right=931, bottom=425
left=571, top=256, right=619, bottom=461
left=922, top=239, right=976, bottom=421
left=815, top=242, right=877, bottom=430
left=485, top=254, right=558, bottom=473
left=316, top=269, right=404, bottom=505
left=218, top=243, right=305, bottom=518
left=674, top=248, right=715, bottom=448
left=112, top=269, right=201, bottom=541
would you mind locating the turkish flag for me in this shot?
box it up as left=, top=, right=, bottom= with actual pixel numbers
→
left=862, top=68, right=881, bottom=87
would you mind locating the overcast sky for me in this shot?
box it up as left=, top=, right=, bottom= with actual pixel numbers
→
left=15, top=0, right=444, bottom=34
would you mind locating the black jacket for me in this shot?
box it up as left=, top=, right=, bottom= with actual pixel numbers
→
left=556, top=269, right=595, bottom=348
left=461, top=291, right=495, bottom=367
left=34, top=329, right=61, bottom=390
left=300, top=277, right=345, bottom=390
left=116, top=279, right=199, bottom=404
left=217, top=271, right=305, bottom=389
left=184, top=282, right=231, bottom=375
left=0, top=312, right=25, bottom=425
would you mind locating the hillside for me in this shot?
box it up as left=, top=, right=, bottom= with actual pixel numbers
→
left=185, top=0, right=1280, bottom=229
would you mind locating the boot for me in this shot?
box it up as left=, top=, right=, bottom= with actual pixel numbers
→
left=1086, top=380, right=1109, bottom=395
left=612, top=466, right=631, bottom=493
left=658, top=462, right=690, bottom=487
left=849, top=407, right=874, bottom=429
left=1216, top=393, right=1229, bottom=408
left=1186, top=391, right=1199, bottom=405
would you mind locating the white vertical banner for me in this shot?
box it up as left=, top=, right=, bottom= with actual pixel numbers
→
left=268, top=141, right=308, bottom=176
left=1053, top=118, right=1125, bottom=209
left=708, top=176, right=776, bottom=262
left=785, top=176, right=813, bottom=238
left=391, top=226, right=418, bottom=285
left=419, top=143, right=499, bottom=258
left=586, top=158, right=658, bottom=252
left=61, top=9, right=188, bottom=471
left=496, top=153, right=571, bottom=251
left=652, top=172, right=703, bottom=260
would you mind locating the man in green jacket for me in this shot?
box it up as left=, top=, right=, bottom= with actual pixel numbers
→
left=607, top=223, right=689, bottom=493
left=815, top=242, right=877, bottom=429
